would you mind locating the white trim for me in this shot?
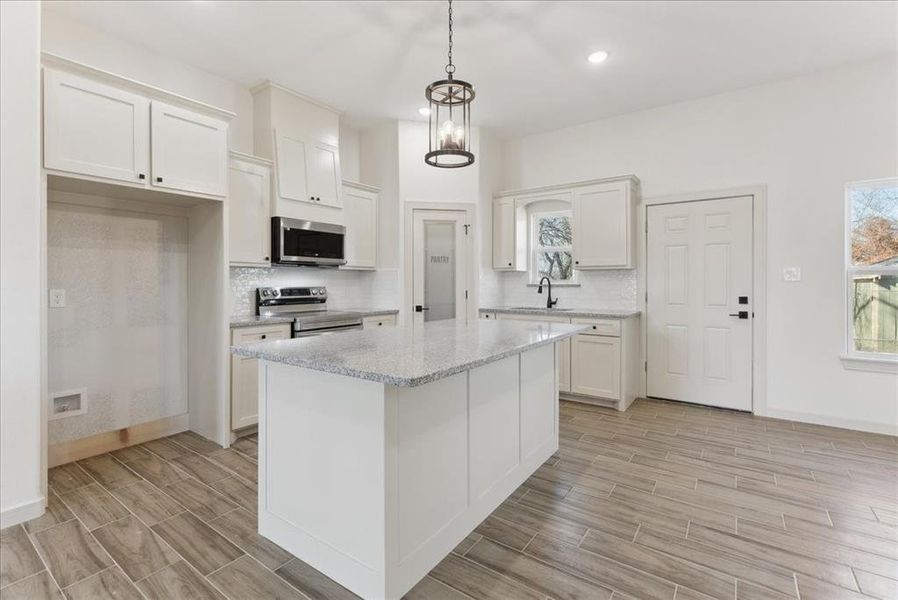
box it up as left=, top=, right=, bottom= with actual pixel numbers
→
left=0, top=496, right=45, bottom=529
left=763, top=408, right=898, bottom=437
left=341, top=179, right=381, bottom=194
left=229, top=150, right=273, bottom=168
left=249, top=80, right=342, bottom=115
left=495, top=174, right=640, bottom=199
left=839, top=354, right=898, bottom=374
left=402, top=201, right=477, bottom=326
left=638, top=184, right=768, bottom=415
left=528, top=208, right=576, bottom=285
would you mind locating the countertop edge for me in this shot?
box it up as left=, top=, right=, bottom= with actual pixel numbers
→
left=230, top=309, right=399, bottom=329
left=479, top=307, right=641, bottom=319
left=231, top=325, right=586, bottom=387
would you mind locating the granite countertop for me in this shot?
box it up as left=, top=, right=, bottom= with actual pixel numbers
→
left=230, top=308, right=399, bottom=329
left=231, top=319, right=587, bottom=387
left=480, top=306, right=641, bottom=319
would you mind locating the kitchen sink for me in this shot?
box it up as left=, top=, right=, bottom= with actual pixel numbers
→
left=508, top=306, right=575, bottom=311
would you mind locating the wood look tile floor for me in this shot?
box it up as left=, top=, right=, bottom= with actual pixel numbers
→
left=2, top=398, right=896, bottom=599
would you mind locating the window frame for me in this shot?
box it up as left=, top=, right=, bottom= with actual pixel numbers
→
left=529, top=208, right=577, bottom=285
left=842, top=178, right=898, bottom=371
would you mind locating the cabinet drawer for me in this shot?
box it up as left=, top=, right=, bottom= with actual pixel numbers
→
left=362, top=314, right=396, bottom=329
left=572, top=318, right=620, bottom=337
left=232, top=324, right=291, bottom=345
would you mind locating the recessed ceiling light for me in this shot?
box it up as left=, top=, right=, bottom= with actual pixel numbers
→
left=418, top=107, right=431, bottom=117
left=587, top=50, right=609, bottom=64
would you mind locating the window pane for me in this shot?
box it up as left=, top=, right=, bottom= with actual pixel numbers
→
left=850, top=184, right=898, bottom=267
left=537, top=215, right=572, bottom=247
left=853, top=274, right=898, bottom=354
left=537, top=250, right=574, bottom=281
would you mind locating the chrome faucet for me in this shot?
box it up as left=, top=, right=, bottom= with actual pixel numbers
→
left=537, top=276, right=558, bottom=309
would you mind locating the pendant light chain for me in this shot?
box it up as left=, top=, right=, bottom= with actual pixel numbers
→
left=446, top=0, right=455, bottom=75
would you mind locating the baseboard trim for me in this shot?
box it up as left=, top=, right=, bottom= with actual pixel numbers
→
left=762, top=408, right=898, bottom=437
left=48, top=413, right=189, bottom=467
left=1, top=496, right=45, bottom=529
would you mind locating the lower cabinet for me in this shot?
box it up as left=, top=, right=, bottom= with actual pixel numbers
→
left=362, top=314, right=397, bottom=329
left=231, top=323, right=291, bottom=430
left=494, top=312, right=640, bottom=410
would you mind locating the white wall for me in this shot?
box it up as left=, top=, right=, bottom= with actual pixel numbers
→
left=0, top=0, right=44, bottom=527
left=501, top=56, right=898, bottom=433
left=340, top=125, right=362, bottom=182
left=47, top=197, right=189, bottom=444
left=41, top=9, right=253, bottom=153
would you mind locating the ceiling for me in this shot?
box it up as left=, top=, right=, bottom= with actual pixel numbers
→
left=43, top=1, right=898, bottom=136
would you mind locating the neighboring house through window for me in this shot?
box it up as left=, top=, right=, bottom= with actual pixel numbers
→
left=530, top=208, right=575, bottom=284
left=845, top=179, right=898, bottom=363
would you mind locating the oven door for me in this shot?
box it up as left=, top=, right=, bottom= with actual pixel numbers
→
left=273, top=217, right=346, bottom=266
left=292, top=322, right=364, bottom=338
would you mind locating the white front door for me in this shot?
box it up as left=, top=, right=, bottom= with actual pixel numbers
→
left=647, top=196, right=753, bottom=411
left=412, top=210, right=468, bottom=324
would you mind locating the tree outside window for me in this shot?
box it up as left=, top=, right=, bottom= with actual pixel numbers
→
left=531, top=211, right=575, bottom=283
left=847, top=180, right=898, bottom=356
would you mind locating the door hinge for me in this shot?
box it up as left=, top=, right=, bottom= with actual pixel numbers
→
left=465, top=290, right=468, bottom=299
left=645, top=291, right=648, bottom=303
left=645, top=220, right=648, bottom=233
left=644, top=361, right=648, bottom=372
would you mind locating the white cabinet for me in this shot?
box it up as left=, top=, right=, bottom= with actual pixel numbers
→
left=492, top=198, right=525, bottom=270
left=228, top=153, right=272, bottom=266
left=44, top=69, right=150, bottom=184
left=42, top=65, right=230, bottom=199
left=150, top=101, right=228, bottom=197
left=494, top=312, right=570, bottom=392
left=572, top=179, right=636, bottom=269
left=342, top=181, right=378, bottom=270
left=362, top=314, right=397, bottom=329
left=231, top=324, right=291, bottom=429
left=571, top=333, right=621, bottom=399
left=275, top=132, right=342, bottom=210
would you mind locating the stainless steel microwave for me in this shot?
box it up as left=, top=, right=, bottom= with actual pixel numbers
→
left=271, top=217, right=346, bottom=267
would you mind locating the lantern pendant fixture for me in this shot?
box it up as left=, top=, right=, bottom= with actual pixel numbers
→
left=425, top=0, right=475, bottom=168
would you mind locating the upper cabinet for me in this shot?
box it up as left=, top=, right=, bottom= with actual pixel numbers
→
left=492, top=197, right=526, bottom=271
left=493, top=175, right=639, bottom=272
left=341, top=181, right=378, bottom=270
left=43, top=69, right=150, bottom=185
left=572, top=178, right=637, bottom=269
left=42, top=57, right=232, bottom=200
left=229, top=152, right=272, bottom=267
left=150, top=101, right=228, bottom=197
left=252, top=82, right=343, bottom=222
left=274, top=132, right=342, bottom=210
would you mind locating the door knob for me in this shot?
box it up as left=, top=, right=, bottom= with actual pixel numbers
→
left=728, top=311, right=749, bottom=319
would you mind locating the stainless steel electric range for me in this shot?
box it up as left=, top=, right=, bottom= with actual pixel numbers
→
left=256, top=286, right=363, bottom=338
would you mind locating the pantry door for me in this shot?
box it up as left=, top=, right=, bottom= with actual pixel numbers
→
left=411, top=209, right=470, bottom=325
left=646, top=196, right=753, bottom=411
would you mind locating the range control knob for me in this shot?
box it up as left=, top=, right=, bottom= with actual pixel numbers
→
left=271, top=289, right=280, bottom=297
left=260, top=290, right=270, bottom=297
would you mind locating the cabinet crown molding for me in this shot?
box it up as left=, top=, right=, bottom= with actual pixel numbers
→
left=494, top=174, right=640, bottom=199
left=229, top=150, right=273, bottom=167
left=41, top=53, right=236, bottom=122
left=342, top=179, right=381, bottom=194
left=249, top=80, right=342, bottom=115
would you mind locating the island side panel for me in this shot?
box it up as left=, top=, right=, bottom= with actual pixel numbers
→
left=258, top=361, right=389, bottom=598
left=385, top=344, right=559, bottom=598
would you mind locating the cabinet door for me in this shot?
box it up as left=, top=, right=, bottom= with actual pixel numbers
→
left=572, top=181, right=633, bottom=269
left=229, top=158, right=271, bottom=266
left=571, top=334, right=621, bottom=399
left=492, top=199, right=516, bottom=269
left=362, top=314, right=396, bottom=329
left=307, top=142, right=342, bottom=208
left=558, top=337, right=571, bottom=393
left=151, top=101, right=228, bottom=197
left=43, top=69, right=150, bottom=184
left=231, top=325, right=290, bottom=429
left=342, top=185, right=377, bottom=269
left=275, top=133, right=309, bottom=203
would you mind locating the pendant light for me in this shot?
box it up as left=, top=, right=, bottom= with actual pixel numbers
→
left=425, top=0, right=475, bottom=168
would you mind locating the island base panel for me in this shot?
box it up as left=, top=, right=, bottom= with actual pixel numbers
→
left=257, top=344, right=559, bottom=599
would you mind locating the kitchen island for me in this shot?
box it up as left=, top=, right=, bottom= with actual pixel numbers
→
left=232, top=318, right=585, bottom=599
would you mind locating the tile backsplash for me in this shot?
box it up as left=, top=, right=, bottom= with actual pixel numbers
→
left=491, top=269, right=638, bottom=309
left=230, top=266, right=400, bottom=317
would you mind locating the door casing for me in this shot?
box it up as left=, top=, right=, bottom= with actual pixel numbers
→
left=637, top=186, right=768, bottom=416
left=402, top=201, right=477, bottom=326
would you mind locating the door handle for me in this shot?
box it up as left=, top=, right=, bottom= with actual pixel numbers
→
left=415, top=305, right=430, bottom=312
left=728, top=311, right=749, bottom=319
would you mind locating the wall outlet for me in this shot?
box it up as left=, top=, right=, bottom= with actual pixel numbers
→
left=783, top=267, right=801, bottom=282
left=49, top=289, right=66, bottom=308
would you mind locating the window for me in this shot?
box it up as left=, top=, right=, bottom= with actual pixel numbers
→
left=530, top=210, right=575, bottom=283
left=845, top=179, right=898, bottom=363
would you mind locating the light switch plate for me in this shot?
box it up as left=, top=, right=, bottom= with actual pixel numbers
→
left=783, top=267, right=801, bottom=282
left=49, top=289, right=66, bottom=308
